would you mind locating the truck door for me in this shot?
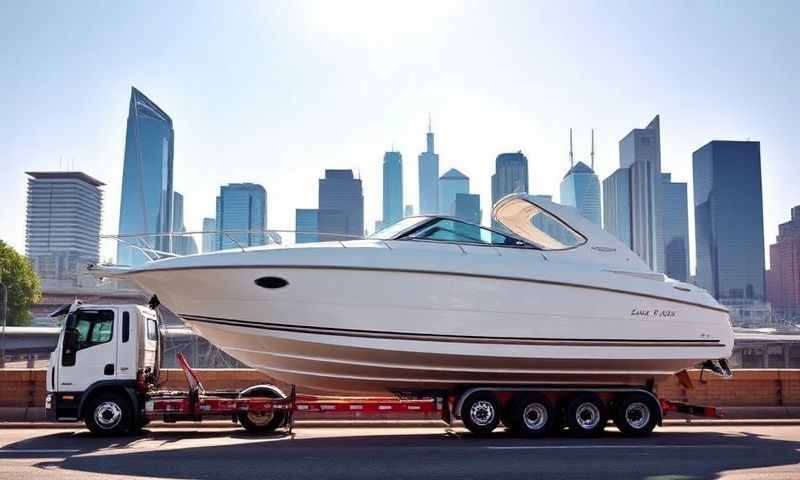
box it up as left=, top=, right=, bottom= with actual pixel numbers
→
left=57, top=307, right=118, bottom=392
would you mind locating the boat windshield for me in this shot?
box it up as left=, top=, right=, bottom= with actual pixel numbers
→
left=397, top=218, right=531, bottom=247
left=370, top=217, right=430, bottom=240
left=493, top=196, right=587, bottom=250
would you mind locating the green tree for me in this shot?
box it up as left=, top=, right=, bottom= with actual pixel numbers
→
left=0, top=240, right=42, bottom=326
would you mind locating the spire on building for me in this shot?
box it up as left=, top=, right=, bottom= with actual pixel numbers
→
left=428, top=113, right=432, bottom=133
left=569, top=128, right=574, bottom=168
left=591, top=129, right=595, bottom=170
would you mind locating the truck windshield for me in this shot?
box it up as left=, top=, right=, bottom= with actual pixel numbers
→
left=65, top=310, right=114, bottom=349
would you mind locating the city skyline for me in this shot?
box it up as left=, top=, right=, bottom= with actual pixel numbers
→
left=1, top=2, right=799, bottom=275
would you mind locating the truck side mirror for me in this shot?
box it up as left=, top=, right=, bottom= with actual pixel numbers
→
left=62, top=328, right=79, bottom=366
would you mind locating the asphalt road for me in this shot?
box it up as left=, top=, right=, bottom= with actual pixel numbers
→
left=1, top=424, right=799, bottom=480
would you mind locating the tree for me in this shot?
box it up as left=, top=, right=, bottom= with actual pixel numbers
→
left=0, top=240, right=42, bottom=327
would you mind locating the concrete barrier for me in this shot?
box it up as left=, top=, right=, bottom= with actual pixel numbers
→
left=2, top=368, right=799, bottom=423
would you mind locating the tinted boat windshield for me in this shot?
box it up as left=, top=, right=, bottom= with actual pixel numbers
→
left=371, top=216, right=533, bottom=248
left=370, top=217, right=429, bottom=240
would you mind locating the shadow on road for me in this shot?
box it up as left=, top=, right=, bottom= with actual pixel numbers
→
left=4, top=427, right=799, bottom=480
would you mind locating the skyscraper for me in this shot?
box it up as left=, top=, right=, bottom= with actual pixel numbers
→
left=25, top=171, right=104, bottom=287
left=117, top=87, right=174, bottom=266
left=404, top=204, right=414, bottom=218
left=438, top=168, right=469, bottom=216
left=382, top=151, right=403, bottom=226
left=172, top=191, right=198, bottom=255
left=295, top=208, right=319, bottom=244
left=618, top=115, right=662, bottom=271
left=418, top=118, right=439, bottom=215
left=560, top=130, right=601, bottom=225
left=602, top=168, right=632, bottom=248
left=215, top=183, right=267, bottom=250
left=454, top=193, right=481, bottom=224
left=660, top=173, right=689, bottom=282
left=693, top=140, right=765, bottom=302
left=766, top=206, right=800, bottom=309
left=319, top=170, right=364, bottom=241
left=201, top=217, right=217, bottom=253
left=491, top=152, right=529, bottom=228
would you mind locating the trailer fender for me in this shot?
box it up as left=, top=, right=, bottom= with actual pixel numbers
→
left=238, top=384, right=287, bottom=399
left=77, top=380, right=140, bottom=420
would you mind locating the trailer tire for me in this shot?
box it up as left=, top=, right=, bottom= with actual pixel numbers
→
left=84, top=392, right=133, bottom=436
left=566, top=393, right=608, bottom=436
left=613, top=393, right=659, bottom=437
left=508, top=394, right=556, bottom=437
left=460, top=391, right=500, bottom=435
left=237, top=387, right=286, bottom=434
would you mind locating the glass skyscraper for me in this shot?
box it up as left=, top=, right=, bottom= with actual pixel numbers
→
left=454, top=193, right=481, bottom=224
left=491, top=152, right=529, bottom=228
left=201, top=217, right=217, bottom=253
left=382, top=151, right=403, bottom=226
left=172, top=191, right=198, bottom=255
left=418, top=121, right=439, bottom=215
left=560, top=162, right=601, bottom=225
left=215, top=183, right=267, bottom=250
left=660, top=173, right=689, bottom=282
left=295, top=208, right=319, bottom=244
left=117, top=87, right=174, bottom=266
left=438, top=168, right=469, bottom=216
left=319, top=170, right=364, bottom=241
left=693, top=140, right=765, bottom=301
left=602, top=168, right=632, bottom=249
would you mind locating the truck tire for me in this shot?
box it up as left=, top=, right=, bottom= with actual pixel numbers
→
left=460, top=391, right=500, bottom=435
left=85, top=392, right=133, bottom=436
left=613, top=392, right=659, bottom=437
left=237, top=388, right=286, bottom=434
left=565, top=393, right=608, bottom=436
left=507, top=394, right=556, bottom=437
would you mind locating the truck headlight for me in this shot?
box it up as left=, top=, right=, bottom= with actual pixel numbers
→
left=45, top=393, right=52, bottom=410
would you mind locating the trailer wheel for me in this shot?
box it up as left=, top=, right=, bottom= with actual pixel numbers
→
left=508, top=394, right=556, bottom=437
left=85, top=392, right=133, bottom=436
left=566, top=393, right=608, bottom=436
left=460, top=391, right=500, bottom=435
left=613, top=393, right=659, bottom=437
left=237, top=388, right=286, bottom=434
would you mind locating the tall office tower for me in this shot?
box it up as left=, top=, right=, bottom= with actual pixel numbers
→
left=382, top=151, right=403, bottom=226
left=618, top=115, right=663, bottom=271
left=172, top=191, right=198, bottom=255
left=602, top=168, right=632, bottom=248
left=295, top=209, right=320, bottom=244
left=560, top=129, right=601, bottom=225
left=454, top=193, right=481, bottom=224
left=25, top=171, right=104, bottom=288
left=404, top=204, right=414, bottom=217
left=201, top=217, right=217, bottom=253
left=418, top=119, right=439, bottom=214
left=319, top=170, right=364, bottom=241
left=491, top=151, right=529, bottom=228
left=215, top=183, right=267, bottom=250
left=660, top=173, right=689, bottom=282
left=693, top=140, right=765, bottom=302
left=767, top=206, right=800, bottom=310
left=117, top=87, right=174, bottom=266
left=438, top=168, right=469, bottom=216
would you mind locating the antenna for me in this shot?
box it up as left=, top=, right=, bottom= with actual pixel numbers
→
left=569, top=128, right=574, bottom=168
left=428, top=113, right=432, bottom=133
left=591, top=129, right=595, bottom=170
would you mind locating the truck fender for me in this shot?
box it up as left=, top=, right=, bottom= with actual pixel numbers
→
left=77, top=380, right=140, bottom=420
left=238, top=384, right=286, bottom=399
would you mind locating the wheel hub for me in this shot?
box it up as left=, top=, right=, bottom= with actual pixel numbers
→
left=625, top=402, right=650, bottom=429
left=523, top=403, right=548, bottom=430
left=469, top=400, right=496, bottom=426
left=575, top=402, right=600, bottom=430
left=94, top=401, right=122, bottom=429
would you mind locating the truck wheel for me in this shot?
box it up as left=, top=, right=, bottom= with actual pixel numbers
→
left=85, top=392, right=133, bottom=436
left=613, top=393, right=659, bottom=437
left=237, top=388, right=286, bottom=434
left=460, top=391, right=500, bottom=435
left=508, top=394, right=556, bottom=437
left=566, top=393, right=608, bottom=436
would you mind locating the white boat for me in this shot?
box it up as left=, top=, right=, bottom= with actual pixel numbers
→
left=92, top=194, right=734, bottom=394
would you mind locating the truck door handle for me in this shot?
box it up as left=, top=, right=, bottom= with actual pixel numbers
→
left=104, top=364, right=115, bottom=375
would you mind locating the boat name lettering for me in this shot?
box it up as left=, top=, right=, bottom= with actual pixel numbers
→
left=631, top=308, right=677, bottom=318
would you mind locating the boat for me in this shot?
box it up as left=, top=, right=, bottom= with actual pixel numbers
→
left=91, top=194, right=734, bottom=394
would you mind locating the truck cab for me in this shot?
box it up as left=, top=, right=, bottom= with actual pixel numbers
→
left=46, top=303, right=159, bottom=434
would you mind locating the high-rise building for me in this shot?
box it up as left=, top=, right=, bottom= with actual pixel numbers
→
left=382, top=151, right=403, bottom=226
left=117, top=87, right=174, bottom=266
left=295, top=209, right=319, bottom=244
left=319, top=170, right=364, bottom=241
left=215, top=183, right=267, bottom=250
left=618, top=115, right=662, bottom=271
left=25, top=171, right=104, bottom=288
left=438, top=168, right=469, bottom=216
left=602, top=168, right=632, bottom=248
left=404, top=204, right=414, bottom=218
left=454, top=193, right=481, bottom=224
left=201, top=217, right=216, bottom=253
left=767, top=206, right=800, bottom=308
left=693, top=140, right=765, bottom=302
left=560, top=130, right=601, bottom=225
left=491, top=151, right=529, bottom=228
left=172, top=191, right=198, bottom=255
left=660, top=173, right=689, bottom=282
left=418, top=119, right=439, bottom=214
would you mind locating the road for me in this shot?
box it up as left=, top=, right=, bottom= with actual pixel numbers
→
left=1, top=423, right=799, bottom=479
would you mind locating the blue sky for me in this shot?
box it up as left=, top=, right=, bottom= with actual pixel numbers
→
left=1, top=0, right=798, bottom=271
